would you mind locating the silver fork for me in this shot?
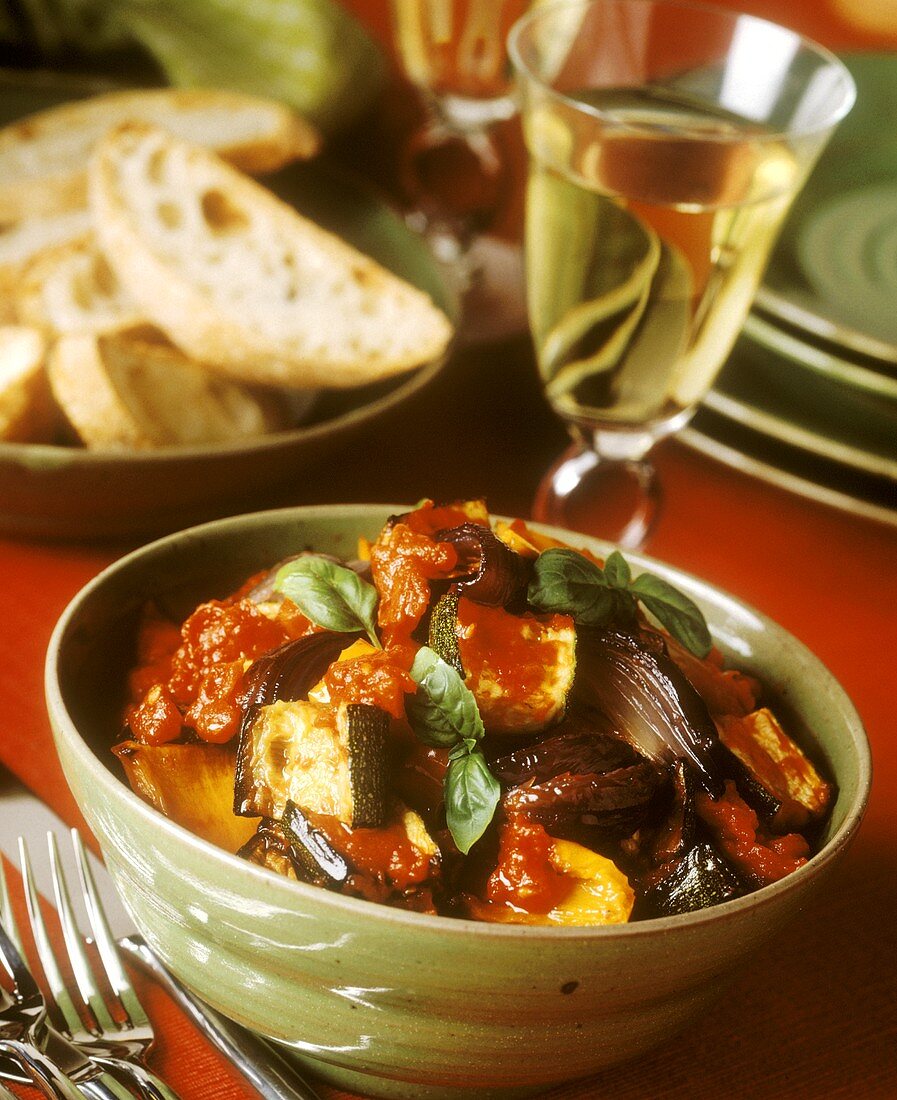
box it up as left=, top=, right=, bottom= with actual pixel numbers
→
left=0, top=907, right=83, bottom=1100
left=19, top=832, right=181, bottom=1100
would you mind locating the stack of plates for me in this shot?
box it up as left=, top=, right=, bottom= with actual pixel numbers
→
left=685, top=54, right=897, bottom=528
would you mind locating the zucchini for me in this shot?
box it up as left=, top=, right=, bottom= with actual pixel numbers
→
left=429, top=593, right=576, bottom=736
left=235, top=698, right=389, bottom=828
left=428, top=591, right=462, bottom=673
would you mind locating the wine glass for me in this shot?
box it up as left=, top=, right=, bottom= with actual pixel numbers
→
left=508, top=0, right=855, bottom=546
left=389, top=0, right=531, bottom=338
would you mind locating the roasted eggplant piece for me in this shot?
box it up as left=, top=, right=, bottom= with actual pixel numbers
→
left=716, top=708, right=833, bottom=831
left=435, top=523, right=532, bottom=607
left=114, top=740, right=258, bottom=852
left=429, top=593, right=577, bottom=736
left=238, top=804, right=350, bottom=888
left=574, top=628, right=724, bottom=796
left=640, top=841, right=742, bottom=918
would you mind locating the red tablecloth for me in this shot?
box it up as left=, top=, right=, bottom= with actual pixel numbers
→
left=1, top=1, right=895, bottom=1097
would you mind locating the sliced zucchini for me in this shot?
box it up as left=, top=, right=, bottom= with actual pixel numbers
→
left=429, top=593, right=576, bottom=736
left=113, top=740, right=258, bottom=852
left=235, top=698, right=389, bottom=827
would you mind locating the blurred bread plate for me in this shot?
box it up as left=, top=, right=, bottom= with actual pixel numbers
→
left=0, top=75, right=458, bottom=539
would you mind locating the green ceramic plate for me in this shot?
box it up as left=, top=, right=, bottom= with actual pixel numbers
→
left=683, top=401, right=897, bottom=531
left=754, top=53, right=897, bottom=365
left=0, top=74, right=459, bottom=540
left=742, top=314, right=897, bottom=405
left=703, top=326, right=897, bottom=483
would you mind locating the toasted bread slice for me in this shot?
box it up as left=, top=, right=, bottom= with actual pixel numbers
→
left=0, top=88, right=320, bottom=221
left=0, top=210, right=93, bottom=323
left=48, top=331, right=288, bottom=450
left=16, top=234, right=147, bottom=336
left=89, top=123, right=454, bottom=390
left=0, top=325, right=58, bottom=442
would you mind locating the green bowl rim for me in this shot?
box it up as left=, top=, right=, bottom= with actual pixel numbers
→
left=45, top=503, right=873, bottom=941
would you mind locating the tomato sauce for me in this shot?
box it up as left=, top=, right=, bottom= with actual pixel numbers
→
left=338, top=816, right=434, bottom=891
left=127, top=683, right=182, bottom=745
left=457, top=598, right=572, bottom=701
left=370, top=521, right=458, bottom=647
left=485, top=815, right=570, bottom=914
left=127, top=596, right=315, bottom=745
left=696, top=781, right=809, bottom=886
left=322, top=647, right=416, bottom=718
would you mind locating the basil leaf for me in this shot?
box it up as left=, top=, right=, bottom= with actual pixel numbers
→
left=406, top=647, right=485, bottom=749
left=527, top=548, right=620, bottom=625
left=629, top=573, right=712, bottom=658
left=603, top=550, right=632, bottom=588
left=274, top=557, right=380, bottom=647
left=444, top=749, right=500, bottom=854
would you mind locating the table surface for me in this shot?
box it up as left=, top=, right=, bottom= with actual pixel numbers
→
left=1, top=2, right=895, bottom=1099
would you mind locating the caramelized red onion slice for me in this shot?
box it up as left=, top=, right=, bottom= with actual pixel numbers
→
left=503, top=762, right=666, bottom=839
left=490, top=717, right=641, bottom=787
left=573, top=628, right=725, bottom=797
left=435, top=523, right=532, bottom=607
left=240, top=631, right=357, bottom=714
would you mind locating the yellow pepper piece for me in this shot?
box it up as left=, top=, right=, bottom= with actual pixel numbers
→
left=546, top=839, right=635, bottom=926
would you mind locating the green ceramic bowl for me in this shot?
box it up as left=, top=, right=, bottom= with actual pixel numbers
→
left=45, top=506, right=871, bottom=1099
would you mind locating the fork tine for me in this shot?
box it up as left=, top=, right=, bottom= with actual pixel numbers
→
left=0, top=854, right=22, bottom=958
left=46, top=833, right=118, bottom=1037
left=71, top=830, right=148, bottom=1029
left=0, top=916, right=39, bottom=1003
left=17, top=837, right=83, bottom=1038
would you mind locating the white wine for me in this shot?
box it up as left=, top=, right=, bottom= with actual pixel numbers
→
left=392, top=0, right=528, bottom=103
left=524, top=88, right=801, bottom=437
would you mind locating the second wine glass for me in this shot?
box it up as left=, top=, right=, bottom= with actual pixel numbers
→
left=390, top=0, right=530, bottom=318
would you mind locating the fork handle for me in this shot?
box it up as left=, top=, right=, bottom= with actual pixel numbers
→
left=78, top=1070, right=141, bottom=1100
left=96, top=1057, right=182, bottom=1100
left=0, top=1039, right=83, bottom=1100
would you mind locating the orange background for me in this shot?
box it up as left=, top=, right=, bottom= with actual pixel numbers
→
left=2, top=2, right=896, bottom=1099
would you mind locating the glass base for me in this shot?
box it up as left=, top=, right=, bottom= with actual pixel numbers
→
left=398, top=117, right=506, bottom=263
left=532, top=445, right=661, bottom=550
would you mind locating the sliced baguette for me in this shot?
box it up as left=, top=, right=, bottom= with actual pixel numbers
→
left=0, top=210, right=92, bottom=323
left=89, top=123, right=454, bottom=390
left=0, top=325, right=58, bottom=442
left=47, top=331, right=288, bottom=451
left=16, top=234, right=147, bottom=336
left=0, top=88, right=320, bottom=221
